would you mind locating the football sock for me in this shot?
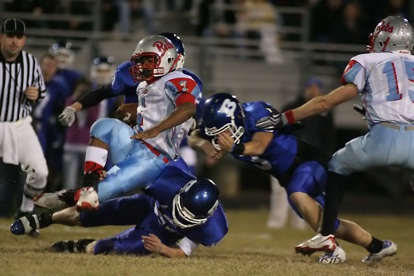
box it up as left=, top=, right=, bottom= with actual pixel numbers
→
left=39, top=212, right=54, bottom=228
left=51, top=239, right=95, bottom=253
left=20, top=195, right=34, bottom=213
left=84, top=146, right=107, bottom=189
left=366, top=237, right=383, bottom=254
left=320, top=171, right=346, bottom=236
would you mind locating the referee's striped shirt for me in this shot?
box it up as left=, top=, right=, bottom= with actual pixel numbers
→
left=0, top=50, right=46, bottom=122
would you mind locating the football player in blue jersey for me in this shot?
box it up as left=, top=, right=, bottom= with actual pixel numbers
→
left=11, top=165, right=228, bottom=258
left=188, top=92, right=396, bottom=263
left=49, top=40, right=84, bottom=94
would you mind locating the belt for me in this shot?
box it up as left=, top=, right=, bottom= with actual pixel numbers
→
left=141, top=140, right=169, bottom=164
left=379, top=122, right=414, bottom=131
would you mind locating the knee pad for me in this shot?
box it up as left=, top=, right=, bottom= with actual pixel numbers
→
left=22, top=164, right=48, bottom=198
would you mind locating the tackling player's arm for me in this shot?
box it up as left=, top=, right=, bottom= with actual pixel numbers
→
left=188, top=129, right=225, bottom=160
left=59, top=84, right=117, bottom=126
left=217, top=131, right=273, bottom=156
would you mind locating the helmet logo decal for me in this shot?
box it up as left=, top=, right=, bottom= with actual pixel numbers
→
left=218, top=99, right=237, bottom=117
left=153, top=40, right=174, bottom=56
left=376, top=21, right=394, bottom=33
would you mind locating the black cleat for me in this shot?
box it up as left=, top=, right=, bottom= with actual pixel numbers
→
left=51, top=239, right=95, bottom=253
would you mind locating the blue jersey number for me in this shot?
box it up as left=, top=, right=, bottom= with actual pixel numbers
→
left=384, top=60, right=414, bottom=101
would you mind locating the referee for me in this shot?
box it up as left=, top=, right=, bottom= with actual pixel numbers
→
left=0, top=18, right=48, bottom=227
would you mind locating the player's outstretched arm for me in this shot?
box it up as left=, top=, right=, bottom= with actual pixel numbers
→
left=58, top=84, right=115, bottom=126
left=142, top=233, right=188, bottom=258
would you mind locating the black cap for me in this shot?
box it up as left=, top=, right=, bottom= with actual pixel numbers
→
left=1, top=18, right=26, bottom=35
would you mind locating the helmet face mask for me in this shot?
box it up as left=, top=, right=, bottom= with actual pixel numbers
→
left=367, top=16, right=414, bottom=53
left=172, top=179, right=219, bottom=229
left=202, top=93, right=245, bottom=150
left=130, top=35, right=177, bottom=82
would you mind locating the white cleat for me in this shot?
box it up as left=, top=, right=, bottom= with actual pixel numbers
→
left=362, top=240, right=397, bottom=263
left=318, top=245, right=346, bottom=264
left=76, top=187, right=99, bottom=211
left=295, top=234, right=337, bottom=256
left=34, top=190, right=75, bottom=209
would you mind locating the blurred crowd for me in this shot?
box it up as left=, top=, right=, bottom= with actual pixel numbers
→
left=3, top=0, right=413, bottom=44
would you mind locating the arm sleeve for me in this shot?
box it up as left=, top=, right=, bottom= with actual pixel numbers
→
left=177, top=237, right=199, bottom=256
left=76, top=84, right=117, bottom=109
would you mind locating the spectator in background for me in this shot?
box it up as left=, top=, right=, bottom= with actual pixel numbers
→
left=267, top=76, right=335, bottom=230
left=330, top=1, right=371, bottom=45
left=34, top=54, right=71, bottom=192
left=117, top=0, right=156, bottom=38
left=310, top=0, right=344, bottom=42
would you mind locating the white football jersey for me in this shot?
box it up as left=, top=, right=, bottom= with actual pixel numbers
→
left=135, top=70, right=201, bottom=159
left=342, top=52, right=414, bottom=128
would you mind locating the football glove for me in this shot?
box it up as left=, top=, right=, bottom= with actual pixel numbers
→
left=58, top=107, right=76, bottom=126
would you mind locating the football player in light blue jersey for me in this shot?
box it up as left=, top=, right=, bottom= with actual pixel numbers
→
left=189, top=92, right=395, bottom=263
left=276, top=16, right=412, bottom=261
left=58, top=32, right=203, bottom=127
left=11, top=165, right=228, bottom=257
left=49, top=33, right=204, bottom=210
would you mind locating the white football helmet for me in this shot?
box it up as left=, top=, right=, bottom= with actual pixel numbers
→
left=130, top=35, right=177, bottom=82
left=368, top=16, right=414, bottom=53
left=90, top=56, right=115, bottom=86
left=49, top=40, right=75, bottom=69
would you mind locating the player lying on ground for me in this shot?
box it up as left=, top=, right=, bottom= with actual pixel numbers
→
left=188, top=92, right=396, bottom=263
left=11, top=166, right=228, bottom=257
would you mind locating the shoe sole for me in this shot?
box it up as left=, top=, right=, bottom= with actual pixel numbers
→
left=295, top=244, right=336, bottom=256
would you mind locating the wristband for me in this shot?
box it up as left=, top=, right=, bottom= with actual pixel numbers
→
left=231, top=143, right=245, bottom=155
left=283, top=110, right=296, bottom=124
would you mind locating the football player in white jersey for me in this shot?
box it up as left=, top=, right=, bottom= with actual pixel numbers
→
left=63, top=34, right=201, bottom=211
left=273, top=16, right=414, bottom=262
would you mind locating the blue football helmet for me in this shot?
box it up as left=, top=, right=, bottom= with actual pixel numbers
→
left=90, top=56, right=115, bottom=86
left=159, top=32, right=185, bottom=69
left=49, top=40, right=75, bottom=69
left=202, top=93, right=245, bottom=150
left=172, top=178, right=219, bottom=229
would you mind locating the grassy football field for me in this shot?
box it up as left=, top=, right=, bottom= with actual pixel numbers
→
left=1, top=209, right=413, bottom=276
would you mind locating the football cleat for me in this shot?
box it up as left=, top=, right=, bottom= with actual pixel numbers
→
left=362, top=240, right=397, bottom=263
left=295, top=234, right=337, bottom=256
left=34, top=189, right=76, bottom=209
left=318, top=246, right=346, bottom=264
left=11, top=213, right=40, bottom=236
left=51, top=239, right=95, bottom=253
left=76, top=187, right=99, bottom=211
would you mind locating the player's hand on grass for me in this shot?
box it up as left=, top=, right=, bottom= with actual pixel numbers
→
left=142, top=233, right=165, bottom=254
